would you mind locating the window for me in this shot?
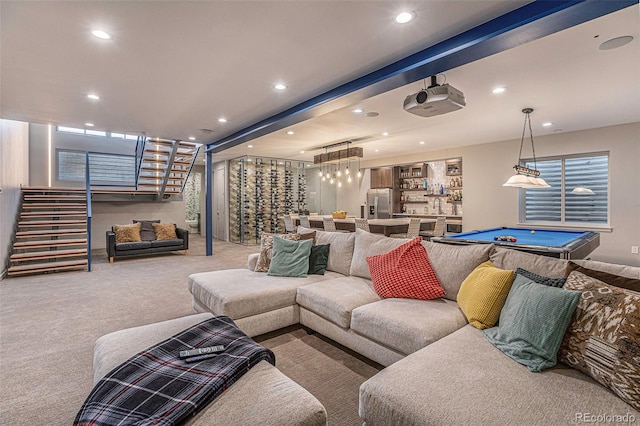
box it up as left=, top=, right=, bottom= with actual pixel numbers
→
left=56, top=126, right=140, bottom=140
left=521, top=153, right=609, bottom=226
left=57, top=150, right=136, bottom=185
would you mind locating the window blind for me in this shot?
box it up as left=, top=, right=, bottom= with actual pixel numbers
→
left=57, top=150, right=136, bottom=185
left=522, top=154, right=608, bottom=225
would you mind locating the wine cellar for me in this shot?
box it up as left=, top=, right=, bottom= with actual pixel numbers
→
left=229, top=156, right=311, bottom=244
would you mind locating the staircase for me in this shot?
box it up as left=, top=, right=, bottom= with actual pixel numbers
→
left=8, top=187, right=88, bottom=277
left=136, top=139, right=200, bottom=197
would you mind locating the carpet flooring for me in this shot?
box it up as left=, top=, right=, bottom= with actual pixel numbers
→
left=0, top=236, right=381, bottom=425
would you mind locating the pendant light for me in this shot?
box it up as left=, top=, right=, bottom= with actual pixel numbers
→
left=571, top=186, right=595, bottom=195
left=503, top=108, right=550, bottom=188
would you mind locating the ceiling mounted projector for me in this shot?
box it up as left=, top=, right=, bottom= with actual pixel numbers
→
left=403, top=82, right=466, bottom=117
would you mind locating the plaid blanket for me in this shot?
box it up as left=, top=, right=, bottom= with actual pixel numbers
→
left=74, top=316, right=275, bottom=426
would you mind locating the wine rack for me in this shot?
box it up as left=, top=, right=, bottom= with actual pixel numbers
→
left=229, top=156, right=311, bottom=245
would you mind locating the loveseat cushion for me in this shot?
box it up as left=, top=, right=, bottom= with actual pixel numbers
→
left=566, top=261, right=640, bottom=291
left=188, top=269, right=340, bottom=319
left=296, top=276, right=380, bottom=328
left=350, top=229, right=410, bottom=279
left=490, top=247, right=567, bottom=277
left=359, top=325, right=639, bottom=426
left=350, top=298, right=467, bottom=355
left=115, top=241, right=152, bottom=251
left=150, top=238, right=184, bottom=248
left=300, top=226, right=355, bottom=276
left=133, top=219, right=160, bottom=241
left=421, top=242, right=494, bottom=301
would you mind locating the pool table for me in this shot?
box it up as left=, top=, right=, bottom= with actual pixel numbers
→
left=431, top=227, right=600, bottom=259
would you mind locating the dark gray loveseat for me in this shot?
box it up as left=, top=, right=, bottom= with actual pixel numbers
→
left=106, top=222, right=188, bottom=263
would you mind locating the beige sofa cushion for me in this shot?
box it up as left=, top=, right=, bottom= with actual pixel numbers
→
left=350, top=298, right=467, bottom=355
left=359, top=324, right=638, bottom=426
left=421, top=242, right=494, bottom=301
left=350, top=229, right=411, bottom=279
left=299, top=226, right=355, bottom=276
left=188, top=269, right=340, bottom=319
left=490, top=247, right=567, bottom=277
left=296, top=276, right=381, bottom=328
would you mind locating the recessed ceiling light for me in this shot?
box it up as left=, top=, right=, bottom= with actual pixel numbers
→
left=300, top=150, right=305, bottom=154
left=218, top=118, right=227, bottom=123
left=188, top=136, right=196, bottom=141
left=91, top=30, right=111, bottom=40
left=395, top=11, right=415, bottom=24
left=366, top=112, right=379, bottom=117
left=274, top=83, right=287, bottom=90
left=87, top=93, right=100, bottom=100
left=492, top=87, right=506, bottom=94
left=419, top=141, right=425, bottom=145
left=85, top=122, right=94, bottom=127
left=247, top=144, right=253, bottom=148
left=542, top=122, right=553, bottom=127
left=352, top=108, right=364, bottom=114
left=382, top=132, right=389, bottom=136
left=375, top=149, right=379, bottom=152
left=287, top=130, right=294, bottom=135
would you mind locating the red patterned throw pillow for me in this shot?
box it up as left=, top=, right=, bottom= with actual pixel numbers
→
left=366, top=237, right=445, bottom=300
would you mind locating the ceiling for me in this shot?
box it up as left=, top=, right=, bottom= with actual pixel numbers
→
left=2, top=2, right=639, bottom=165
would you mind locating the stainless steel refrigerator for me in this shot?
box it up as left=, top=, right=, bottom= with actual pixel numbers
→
left=367, top=189, right=393, bottom=219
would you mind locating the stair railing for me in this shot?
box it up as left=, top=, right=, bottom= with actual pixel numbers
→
left=179, top=145, right=201, bottom=193
left=85, top=151, right=93, bottom=272
left=134, top=136, right=147, bottom=189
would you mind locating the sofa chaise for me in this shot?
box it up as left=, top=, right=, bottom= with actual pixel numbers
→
left=185, top=227, right=639, bottom=424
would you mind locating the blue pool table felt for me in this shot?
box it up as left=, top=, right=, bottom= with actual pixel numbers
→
left=448, top=227, right=590, bottom=247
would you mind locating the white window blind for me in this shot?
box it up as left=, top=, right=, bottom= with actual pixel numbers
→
left=522, top=153, right=609, bottom=225
left=57, top=150, right=136, bottom=185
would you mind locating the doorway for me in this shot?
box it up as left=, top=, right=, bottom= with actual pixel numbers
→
left=213, top=165, right=226, bottom=241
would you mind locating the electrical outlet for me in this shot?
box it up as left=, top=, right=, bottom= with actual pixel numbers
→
left=632, top=246, right=639, bottom=255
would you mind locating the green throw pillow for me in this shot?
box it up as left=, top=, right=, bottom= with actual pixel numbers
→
left=268, top=237, right=313, bottom=277
left=482, top=274, right=581, bottom=372
left=308, top=244, right=330, bottom=275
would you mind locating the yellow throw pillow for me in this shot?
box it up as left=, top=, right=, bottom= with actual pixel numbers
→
left=152, top=223, right=177, bottom=240
left=114, top=223, right=142, bottom=243
left=457, top=260, right=515, bottom=329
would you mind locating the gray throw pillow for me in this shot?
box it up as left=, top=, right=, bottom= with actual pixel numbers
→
left=515, top=268, right=566, bottom=288
left=308, top=244, right=330, bottom=275
left=482, top=274, right=581, bottom=372
left=133, top=219, right=160, bottom=241
left=268, top=237, right=312, bottom=277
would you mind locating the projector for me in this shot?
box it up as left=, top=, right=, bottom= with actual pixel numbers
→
left=403, top=83, right=466, bottom=117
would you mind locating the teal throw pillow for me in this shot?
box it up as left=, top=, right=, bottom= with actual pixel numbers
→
left=268, top=237, right=313, bottom=277
left=516, top=268, right=566, bottom=288
left=308, top=244, right=330, bottom=275
left=482, top=274, right=581, bottom=372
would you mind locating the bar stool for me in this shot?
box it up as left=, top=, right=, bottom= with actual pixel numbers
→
left=354, top=218, right=370, bottom=232
left=299, top=215, right=311, bottom=228
left=390, top=218, right=421, bottom=238
left=420, top=216, right=446, bottom=240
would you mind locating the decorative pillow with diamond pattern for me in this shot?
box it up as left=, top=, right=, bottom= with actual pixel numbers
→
left=366, top=237, right=445, bottom=300
left=559, top=271, right=640, bottom=411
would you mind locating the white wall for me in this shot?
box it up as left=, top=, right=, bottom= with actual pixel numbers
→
left=0, top=120, right=30, bottom=278
left=336, top=169, right=370, bottom=218
left=337, top=123, right=640, bottom=266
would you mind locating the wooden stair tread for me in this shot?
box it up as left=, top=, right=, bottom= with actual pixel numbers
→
left=137, top=183, right=160, bottom=187
left=178, top=142, right=198, bottom=148
left=165, top=183, right=183, bottom=188
left=141, top=166, right=165, bottom=172
left=21, top=187, right=86, bottom=193
left=16, top=229, right=86, bottom=238
left=19, top=220, right=87, bottom=227
left=14, top=238, right=87, bottom=248
left=21, top=212, right=87, bottom=217
left=11, top=248, right=87, bottom=261
left=147, top=140, right=173, bottom=147
left=8, top=259, right=88, bottom=275
left=90, top=189, right=158, bottom=194
left=170, top=169, right=188, bottom=173
left=24, top=195, right=86, bottom=200
left=144, top=149, right=171, bottom=155
left=142, top=158, right=168, bottom=164
left=22, top=203, right=86, bottom=208
left=172, top=160, right=191, bottom=166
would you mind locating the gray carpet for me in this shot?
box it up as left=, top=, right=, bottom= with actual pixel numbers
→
left=0, top=236, right=380, bottom=425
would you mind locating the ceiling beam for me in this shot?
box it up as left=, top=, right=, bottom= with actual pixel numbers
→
left=206, top=0, right=637, bottom=154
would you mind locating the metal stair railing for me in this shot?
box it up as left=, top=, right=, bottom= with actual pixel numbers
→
left=85, top=151, right=92, bottom=272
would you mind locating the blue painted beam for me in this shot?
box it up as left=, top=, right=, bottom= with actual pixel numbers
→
left=206, top=0, right=636, bottom=154
left=205, top=150, right=213, bottom=256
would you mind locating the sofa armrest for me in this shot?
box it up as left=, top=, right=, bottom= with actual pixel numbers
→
left=248, top=253, right=260, bottom=271
left=106, top=231, right=116, bottom=258
left=176, top=228, right=189, bottom=250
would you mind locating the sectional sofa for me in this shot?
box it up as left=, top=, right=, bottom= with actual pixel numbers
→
left=183, top=227, right=639, bottom=424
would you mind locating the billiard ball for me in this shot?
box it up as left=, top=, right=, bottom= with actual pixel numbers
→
left=530, top=230, right=536, bottom=234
